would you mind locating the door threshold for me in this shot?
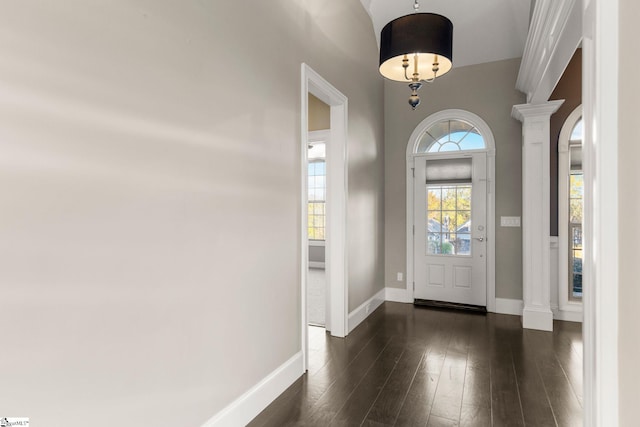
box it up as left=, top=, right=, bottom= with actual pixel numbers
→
left=414, top=299, right=487, bottom=314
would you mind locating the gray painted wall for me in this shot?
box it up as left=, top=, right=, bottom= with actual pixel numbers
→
left=0, top=1, right=384, bottom=425
left=619, top=0, right=640, bottom=421
left=384, top=58, right=526, bottom=300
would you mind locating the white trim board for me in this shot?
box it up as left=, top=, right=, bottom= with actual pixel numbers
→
left=348, top=288, right=386, bottom=333
left=495, top=298, right=524, bottom=316
left=385, top=287, right=413, bottom=303
left=201, top=352, right=303, bottom=427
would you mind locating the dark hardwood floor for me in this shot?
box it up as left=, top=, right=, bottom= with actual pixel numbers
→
left=249, top=302, right=583, bottom=427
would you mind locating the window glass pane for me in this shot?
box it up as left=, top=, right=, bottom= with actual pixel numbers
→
left=418, top=119, right=486, bottom=153
left=569, top=173, right=583, bottom=223
left=426, top=183, right=472, bottom=257
left=447, top=121, right=474, bottom=142
left=442, top=212, right=456, bottom=231
left=308, top=157, right=326, bottom=240
left=308, top=143, right=326, bottom=160
left=417, top=133, right=437, bottom=153
left=441, top=238, right=455, bottom=254
left=454, top=233, right=471, bottom=255
left=456, top=186, right=471, bottom=210
left=426, top=121, right=450, bottom=143
left=570, top=118, right=583, bottom=141
left=571, top=224, right=583, bottom=299
left=459, top=131, right=485, bottom=150
left=427, top=233, right=441, bottom=254
left=569, top=171, right=583, bottom=300
left=439, top=142, right=459, bottom=152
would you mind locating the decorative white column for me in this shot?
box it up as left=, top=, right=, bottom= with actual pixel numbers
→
left=512, top=100, right=563, bottom=331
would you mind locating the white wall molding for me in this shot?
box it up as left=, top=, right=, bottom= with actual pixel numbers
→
left=385, top=287, right=413, bottom=303
left=512, top=100, right=564, bottom=332
left=517, top=0, right=582, bottom=103
left=552, top=307, right=583, bottom=323
left=202, top=352, right=303, bottom=427
left=582, top=0, right=620, bottom=423
left=348, top=288, right=386, bottom=333
left=494, top=298, right=524, bottom=316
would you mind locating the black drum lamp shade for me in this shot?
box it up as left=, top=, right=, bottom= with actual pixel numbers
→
left=379, top=13, right=454, bottom=82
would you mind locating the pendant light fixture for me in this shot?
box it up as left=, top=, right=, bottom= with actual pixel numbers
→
left=379, top=0, right=453, bottom=110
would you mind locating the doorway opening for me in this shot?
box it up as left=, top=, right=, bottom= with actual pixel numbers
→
left=301, top=64, right=348, bottom=372
left=307, top=127, right=329, bottom=328
left=406, top=110, right=496, bottom=311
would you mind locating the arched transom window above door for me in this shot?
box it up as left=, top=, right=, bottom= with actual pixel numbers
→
left=417, top=119, right=486, bottom=153
left=408, top=109, right=495, bottom=156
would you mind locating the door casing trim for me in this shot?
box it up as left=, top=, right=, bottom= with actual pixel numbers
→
left=301, top=64, right=349, bottom=372
left=406, top=109, right=496, bottom=312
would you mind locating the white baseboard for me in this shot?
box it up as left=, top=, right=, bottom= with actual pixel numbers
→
left=201, top=352, right=303, bottom=427
left=348, top=288, right=385, bottom=333
left=385, top=287, right=413, bottom=303
left=523, top=307, right=554, bottom=331
left=552, top=306, right=583, bottom=323
left=494, top=298, right=524, bottom=316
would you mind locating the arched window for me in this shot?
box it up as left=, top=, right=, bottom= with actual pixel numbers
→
left=558, top=105, right=583, bottom=317
left=416, top=119, right=487, bottom=153
left=408, top=110, right=494, bottom=156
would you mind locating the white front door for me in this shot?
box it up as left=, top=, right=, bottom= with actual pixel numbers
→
left=413, top=153, right=487, bottom=307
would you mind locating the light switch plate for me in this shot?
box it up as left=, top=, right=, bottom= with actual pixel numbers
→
left=501, top=216, right=521, bottom=227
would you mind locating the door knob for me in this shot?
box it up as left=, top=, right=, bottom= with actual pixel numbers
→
left=474, top=236, right=485, bottom=242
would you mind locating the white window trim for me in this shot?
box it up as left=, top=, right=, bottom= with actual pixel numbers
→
left=406, top=109, right=496, bottom=312
left=557, top=105, right=583, bottom=321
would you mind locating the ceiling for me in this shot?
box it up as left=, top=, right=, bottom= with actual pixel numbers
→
left=360, top=0, right=532, bottom=68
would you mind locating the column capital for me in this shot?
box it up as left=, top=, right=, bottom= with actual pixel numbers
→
left=511, top=100, right=565, bottom=122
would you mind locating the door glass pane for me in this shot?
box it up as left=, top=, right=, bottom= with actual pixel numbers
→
left=426, top=184, right=472, bottom=256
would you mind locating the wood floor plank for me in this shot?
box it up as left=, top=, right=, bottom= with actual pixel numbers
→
left=427, top=414, right=460, bottom=426
left=488, top=316, right=525, bottom=427
left=329, top=336, right=408, bottom=426
left=511, top=330, right=557, bottom=427
left=393, top=311, right=452, bottom=427
left=248, top=304, right=583, bottom=427
left=531, top=332, right=583, bottom=427
left=304, top=333, right=394, bottom=425
left=429, top=348, right=468, bottom=421
left=459, top=404, right=491, bottom=427
left=363, top=339, right=427, bottom=425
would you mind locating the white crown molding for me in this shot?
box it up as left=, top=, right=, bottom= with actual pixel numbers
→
left=512, top=100, right=565, bottom=122
left=516, top=0, right=582, bottom=103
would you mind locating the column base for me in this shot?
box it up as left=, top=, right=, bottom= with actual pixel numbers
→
left=522, top=306, right=554, bottom=331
